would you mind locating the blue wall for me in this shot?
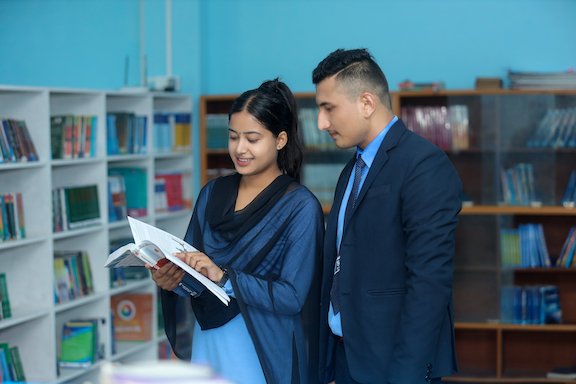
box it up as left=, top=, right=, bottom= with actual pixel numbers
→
left=1, top=0, right=575, bottom=94
left=200, top=0, right=576, bottom=93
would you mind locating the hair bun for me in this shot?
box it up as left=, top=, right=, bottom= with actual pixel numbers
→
left=259, top=78, right=284, bottom=93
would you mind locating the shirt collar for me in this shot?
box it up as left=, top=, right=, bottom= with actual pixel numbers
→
left=355, top=115, right=398, bottom=168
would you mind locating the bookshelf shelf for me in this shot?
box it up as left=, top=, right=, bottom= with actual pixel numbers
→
left=111, top=340, right=158, bottom=361
left=0, top=236, right=48, bottom=251
left=109, top=279, right=152, bottom=296
left=0, top=310, right=48, bottom=331
left=57, top=362, right=104, bottom=384
left=0, top=85, right=194, bottom=383
left=461, top=206, right=576, bottom=216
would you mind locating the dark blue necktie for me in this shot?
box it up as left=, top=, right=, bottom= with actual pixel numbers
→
left=332, top=154, right=366, bottom=314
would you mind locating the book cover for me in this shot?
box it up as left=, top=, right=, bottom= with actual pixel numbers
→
left=9, top=345, right=26, bottom=382
left=108, top=168, right=147, bottom=217
left=64, top=184, right=101, bottom=229
left=59, top=320, right=96, bottom=368
left=111, top=293, right=153, bottom=341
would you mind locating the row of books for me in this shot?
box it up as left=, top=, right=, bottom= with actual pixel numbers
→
left=0, top=273, right=11, bottom=320
left=302, top=163, right=346, bottom=206
left=508, top=69, right=576, bottom=90
left=401, top=105, right=470, bottom=151
left=205, top=114, right=229, bottom=150
left=50, top=115, right=97, bottom=160
left=299, top=107, right=338, bottom=150
left=500, top=163, right=537, bottom=206
left=154, top=171, right=193, bottom=213
left=52, top=185, right=101, bottom=233
left=59, top=318, right=105, bottom=369
left=557, top=226, right=576, bottom=268
left=398, top=80, right=446, bottom=92
left=107, top=112, right=147, bottom=155
left=0, top=118, right=39, bottom=163
left=153, top=112, right=192, bottom=153
left=53, top=250, right=94, bottom=304
left=0, top=192, right=25, bottom=242
left=527, top=108, right=576, bottom=148
left=500, top=224, right=550, bottom=268
left=0, top=343, right=26, bottom=382
left=107, top=168, right=147, bottom=222
left=500, top=285, right=562, bottom=325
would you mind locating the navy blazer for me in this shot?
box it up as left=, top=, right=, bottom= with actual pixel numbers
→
left=319, top=119, right=462, bottom=383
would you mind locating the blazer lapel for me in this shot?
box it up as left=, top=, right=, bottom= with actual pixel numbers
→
left=325, top=157, right=354, bottom=255
left=348, top=120, right=407, bottom=218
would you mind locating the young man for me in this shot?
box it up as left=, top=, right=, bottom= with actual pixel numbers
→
left=313, top=48, right=462, bottom=384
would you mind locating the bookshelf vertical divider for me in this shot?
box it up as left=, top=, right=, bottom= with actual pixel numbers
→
left=0, top=86, right=194, bottom=383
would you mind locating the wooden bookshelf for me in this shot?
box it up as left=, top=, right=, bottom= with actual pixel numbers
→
left=393, top=89, right=576, bottom=383
left=201, top=89, right=576, bottom=383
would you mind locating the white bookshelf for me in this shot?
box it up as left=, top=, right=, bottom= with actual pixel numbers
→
left=0, top=86, right=194, bottom=383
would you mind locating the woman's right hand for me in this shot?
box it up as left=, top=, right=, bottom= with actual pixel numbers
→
left=146, top=262, right=185, bottom=291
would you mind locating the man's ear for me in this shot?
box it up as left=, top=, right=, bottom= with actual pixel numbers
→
left=359, top=92, right=377, bottom=118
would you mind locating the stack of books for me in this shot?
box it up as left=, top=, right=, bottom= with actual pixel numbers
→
left=508, top=69, right=576, bottom=89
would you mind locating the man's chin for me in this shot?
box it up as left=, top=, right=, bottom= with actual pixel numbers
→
left=334, top=141, right=354, bottom=150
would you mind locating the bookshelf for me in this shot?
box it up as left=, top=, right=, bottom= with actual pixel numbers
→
left=200, top=93, right=352, bottom=213
left=200, top=89, right=576, bottom=383
left=0, top=85, right=194, bottom=383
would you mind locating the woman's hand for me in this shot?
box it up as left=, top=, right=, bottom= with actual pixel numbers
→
left=146, top=262, right=184, bottom=291
left=175, top=251, right=224, bottom=283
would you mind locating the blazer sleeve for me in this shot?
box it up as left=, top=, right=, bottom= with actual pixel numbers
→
left=388, top=148, right=462, bottom=381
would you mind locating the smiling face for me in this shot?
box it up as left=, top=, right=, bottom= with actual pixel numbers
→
left=315, top=75, right=373, bottom=150
left=228, top=110, right=287, bottom=180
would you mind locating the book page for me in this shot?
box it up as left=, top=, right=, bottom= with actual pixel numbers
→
left=127, top=216, right=230, bottom=304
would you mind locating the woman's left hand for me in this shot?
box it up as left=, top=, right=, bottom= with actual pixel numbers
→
left=175, top=251, right=225, bottom=283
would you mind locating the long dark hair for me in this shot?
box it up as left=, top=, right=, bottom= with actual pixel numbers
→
left=229, top=78, right=303, bottom=181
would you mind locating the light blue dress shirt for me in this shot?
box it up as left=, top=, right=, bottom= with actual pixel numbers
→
left=329, top=116, right=398, bottom=337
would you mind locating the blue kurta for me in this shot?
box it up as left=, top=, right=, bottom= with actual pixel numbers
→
left=164, top=175, right=324, bottom=384
left=191, top=315, right=265, bottom=384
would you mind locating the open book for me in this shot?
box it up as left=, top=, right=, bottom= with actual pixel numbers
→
left=104, top=216, right=230, bottom=305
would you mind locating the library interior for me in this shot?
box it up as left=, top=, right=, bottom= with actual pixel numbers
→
left=0, top=0, right=575, bottom=383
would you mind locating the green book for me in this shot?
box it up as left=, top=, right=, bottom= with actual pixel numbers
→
left=64, top=185, right=101, bottom=230
left=81, top=251, right=94, bottom=295
left=0, top=273, right=11, bottom=318
left=9, top=345, right=26, bottom=382
left=59, top=321, right=96, bottom=368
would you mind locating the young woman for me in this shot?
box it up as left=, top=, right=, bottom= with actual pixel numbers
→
left=151, top=79, right=324, bottom=384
